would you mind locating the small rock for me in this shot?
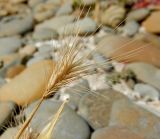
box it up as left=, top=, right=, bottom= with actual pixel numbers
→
left=6, top=64, right=25, bottom=79
left=92, top=126, right=145, bottom=139
left=33, top=28, right=58, bottom=40
left=101, top=5, right=126, bottom=27
left=25, top=100, right=90, bottom=139
left=0, top=55, right=23, bottom=78
left=0, top=101, right=17, bottom=132
left=56, top=2, right=73, bottom=16
left=122, top=21, right=139, bottom=36
left=0, top=53, right=22, bottom=66
left=78, top=89, right=127, bottom=129
left=19, top=45, right=37, bottom=56
left=0, top=60, right=55, bottom=106
left=58, top=17, right=97, bottom=36
left=142, top=11, right=160, bottom=33
left=134, top=32, right=160, bottom=48
left=109, top=99, right=160, bottom=139
left=127, top=8, right=150, bottom=22
left=97, top=35, right=160, bottom=67
left=60, top=79, right=90, bottom=109
left=35, top=15, right=75, bottom=32
left=27, top=51, right=52, bottom=66
left=134, top=83, right=160, bottom=101
left=0, top=14, right=33, bottom=37
left=33, top=3, right=57, bottom=22
left=0, top=36, right=22, bottom=57
left=126, top=62, right=160, bottom=90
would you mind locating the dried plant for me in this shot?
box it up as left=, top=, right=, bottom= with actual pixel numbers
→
left=15, top=40, right=92, bottom=139
left=12, top=2, right=152, bottom=139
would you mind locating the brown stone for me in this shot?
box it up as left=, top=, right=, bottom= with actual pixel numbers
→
left=6, top=64, right=25, bottom=78
left=0, top=60, right=55, bottom=106
left=109, top=99, right=160, bottom=139
left=78, top=89, right=127, bottom=129
left=142, top=11, right=160, bottom=33
left=19, top=45, right=37, bottom=56
left=97, top=35, right=160, bottom=68
left=92, top=126, right=145, bottom=139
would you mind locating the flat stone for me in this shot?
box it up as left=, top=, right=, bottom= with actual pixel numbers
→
left=0, top=36, right=22, bottom=57
left=97, top=35, right=160, bottom=68
left=122, top=21, right=139, bottom=36
left=126, top=62, right=160, bottom=90
left=142, top=11, right=160, bottom=33
left=56, top=2, right=73, bottom=16
left=0, top=14, right=33, bottom=37
left=92, top=126, right=145, bottom=139
left=33, top=28, right=58, bottom=40
left=58, top=17, right=97, bottom=36
left=59, top=79, right=90, bottom=109
left=127, top=8, right=150, bottom=22
left=35, top=15, right=75, bottom=32
left=6, top=64, right=25, bottom=79
left=25, top=100, right=90, bottom=139
left=134, top=83, right=160, bottom=101
left=101, top=5, right=126, bottom=27
left=109, top=99, right=160, bottom=139
left=33, top=2, right=58, bottom=22
left=0, top=60, right=55, bottom=106
left=78, top=89, right=127, bottom=129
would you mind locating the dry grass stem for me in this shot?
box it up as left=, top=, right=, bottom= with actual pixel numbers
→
left=15, top=40, right=91, bottom=139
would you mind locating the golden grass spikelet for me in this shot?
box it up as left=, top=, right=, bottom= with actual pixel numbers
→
left=15, top=42, right=91, bottom=139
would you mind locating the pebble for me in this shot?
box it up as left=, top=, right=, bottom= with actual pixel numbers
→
left=109, top=99, right=160, bottom=139
left=0, top=14, right=33, bottom=37
left=97, top=35, right=160, bottom=67
left=134, top=83, right=160, bottom=101
left=25, top=100, right=90, bottom=139
left=6, top=64, right=25, bottom=79
left=58, top=17, right=97, bottom=36
left=35, top=15, right=75, bottom=32
left=0, top=36, right=22, bottom=57
left=0, top=60, right=55, bottom=106
left=127, top=8, right=150, bottom=22
left=33, top=2, right=58, bottom=22
left=0, top=55, right=23, bottom=78
left=101, top=5, right=126, bottom=27
left=142, top=11, right=160, bottom=33
left=33, top=28, right=58, bottom=40
left=78, top=89, right=127, bottom=129
left=122, top=21, right=139, bottom=36
left=92, top=126, right=145, bottom=139
left=126, top=62, right=160, bottom=91
left=56, top=2, right=73, bottom=16
left=18, top=45, right=37, bottom=56
left=59, top=79, right=90, bottom=109
left=28, top=51, right=52, bottom=65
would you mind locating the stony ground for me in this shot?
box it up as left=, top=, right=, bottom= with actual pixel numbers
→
left=0, top=0, right=160, bottom=139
